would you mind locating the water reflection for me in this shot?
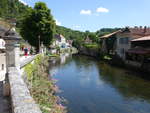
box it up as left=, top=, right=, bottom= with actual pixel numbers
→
left=98, top=62, right=150, bottom=102
left=49, top=55, right=150, bottom=113
left=49, top=53, right=71, bottom=77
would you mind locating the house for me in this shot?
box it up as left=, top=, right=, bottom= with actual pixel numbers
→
left=50, top=34, right=72, bottom=54
left=100, top=27, right=150, bottom=60
left=52, top=34, right=71, bottom=48
left=67, top=40, right=73, bottom=47
left=85, top=36, right=92, bottom=44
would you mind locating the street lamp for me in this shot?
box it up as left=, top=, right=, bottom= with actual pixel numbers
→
left=38, top=35, right=40, bottom=53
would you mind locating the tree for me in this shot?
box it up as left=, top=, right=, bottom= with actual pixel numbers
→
left=20, top=2, right=56, bottom=51
left=0, top=0, right=29, bottom=19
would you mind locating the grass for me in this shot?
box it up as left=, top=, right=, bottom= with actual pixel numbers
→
left=24, top=55, right=66, bottom=113
left=47, top=54, right=59, bottom=57
left=104, top=55, right=112, bottom=60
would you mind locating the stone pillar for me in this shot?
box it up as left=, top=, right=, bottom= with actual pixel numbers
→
left=14, top=44, right=20, bottom=69
left=5, top=40, right=20, bottom=73
left=3, top=38, right=20, bottom=96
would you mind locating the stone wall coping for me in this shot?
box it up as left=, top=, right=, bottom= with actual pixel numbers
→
left=20, top=55, right=38, bottom=69
left=8, top=67, right=42, bottom=113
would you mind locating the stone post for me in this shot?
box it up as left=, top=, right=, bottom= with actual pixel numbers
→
left=3, top=37, right=20, bottom=96
left=14, top=44, right=20, bottom=70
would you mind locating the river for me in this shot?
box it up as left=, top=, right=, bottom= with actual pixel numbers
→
left=49, top=54, right=150, bottom=113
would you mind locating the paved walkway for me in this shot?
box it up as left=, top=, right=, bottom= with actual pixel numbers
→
left=20, top=55, right=36, bottom=68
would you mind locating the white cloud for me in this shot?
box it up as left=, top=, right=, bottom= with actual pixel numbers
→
left=80, top=10, right=92, bottom=15
left=19, top=0, right=27, bottom=5
left=96, top=7, right=109, bottom=13
left=55, top=19, right=61, bottom=26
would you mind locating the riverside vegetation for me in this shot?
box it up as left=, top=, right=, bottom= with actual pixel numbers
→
left=24, top=55, right=66, bottom=113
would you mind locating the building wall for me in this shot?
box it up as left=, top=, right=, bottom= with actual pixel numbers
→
left=116, top=32, right=132, bottom=60
left=116, top=32, right=143, bottom=60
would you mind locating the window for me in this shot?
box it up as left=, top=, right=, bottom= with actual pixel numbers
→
left=2, top=64, right=4, bottom=70
left=119, top=37, right=129, bottom=44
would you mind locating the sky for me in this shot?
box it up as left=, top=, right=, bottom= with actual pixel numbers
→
left=19, top=0, right=150, bottom=32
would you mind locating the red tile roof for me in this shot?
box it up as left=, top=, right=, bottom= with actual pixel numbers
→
left=131, top=35, right=150, bottom=41
left=129, top=27, right=150, bottom=36
left=100, top=30, right=121, bottom=38
left=100, top=27, right=150, bottom=39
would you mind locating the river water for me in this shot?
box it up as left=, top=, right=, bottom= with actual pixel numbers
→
left=49, top=54, right=150, bottom=113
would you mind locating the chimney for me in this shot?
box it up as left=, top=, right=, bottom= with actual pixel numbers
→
left=140, top=26, right=142, bottom=29
left=134, top=26, right=138, bottom=29
left=144, top=26, right=147, bottom=33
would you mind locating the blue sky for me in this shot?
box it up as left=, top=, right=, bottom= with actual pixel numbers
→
left=19, top=0, right=150, bottom=32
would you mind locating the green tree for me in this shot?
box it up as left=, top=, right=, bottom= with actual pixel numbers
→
left=20, top=2, right=55, bottom=52
left=0, top=0, right=29, bottom=19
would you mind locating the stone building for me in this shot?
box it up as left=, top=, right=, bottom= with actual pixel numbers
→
left=100, top=27, right=150, bottom=60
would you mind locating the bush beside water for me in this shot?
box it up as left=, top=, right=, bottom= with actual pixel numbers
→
left=24, top=55, right=66, bottom=113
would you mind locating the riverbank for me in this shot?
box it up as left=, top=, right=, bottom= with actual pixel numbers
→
left=78, top=44, right=100, bottom=58
left=23, top=55, right=66, bottom=113
left=78, top=45, right=150, bottom=77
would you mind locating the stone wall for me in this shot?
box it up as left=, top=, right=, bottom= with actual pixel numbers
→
left=79, top=46, right=100, bottom=58
left=7, top=55, right=42, bottom=113
left=8, top=67, right=42, bottom=113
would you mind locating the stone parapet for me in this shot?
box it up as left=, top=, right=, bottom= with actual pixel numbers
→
left=8, top=67, right=42, bottom=113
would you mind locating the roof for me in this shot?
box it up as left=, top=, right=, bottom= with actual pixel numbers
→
left=0, top=28, right=21, bottom=40
left=100, top=27, right=150, bottom=39
left=85, top=36, right=92, bottom=43
left=131, top=35, right=150, bottom=42
left=129, top=27, right=150, bottom=36
left=55, top=34, right=65, bottom=40
left=100, top=30, right=121, bottom=39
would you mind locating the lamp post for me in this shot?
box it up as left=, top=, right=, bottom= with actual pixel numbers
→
left=2, top=18, right=21, bottom=96
left=38, top=35, right=40, bottom=53
left=4, top=19, right=16, bottom=36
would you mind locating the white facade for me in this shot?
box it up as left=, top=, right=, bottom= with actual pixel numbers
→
left=53, top=35, right=70, bottom=48
left=0, top=53, right=6, bottom=81
left=0, top=39, right=5, bottom=50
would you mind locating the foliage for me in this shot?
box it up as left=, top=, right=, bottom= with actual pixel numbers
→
left=96, top=28, right=121, bottom=37
left=56, top=26, right=86, bottom=40
left=24, top=63, right=34, bottom=81
left=0, top=0, right=29, bottom=19
left=24, top=55, right=66, bottom=113
left=56, top=26, right=86, bottom=48
left=104, top=55, right=112, bottom=60
left=83, top=43, right=100, bottom=49
left=47, top=54, right=59, bottom=57
left=20, top=2, right=56, bottom=51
